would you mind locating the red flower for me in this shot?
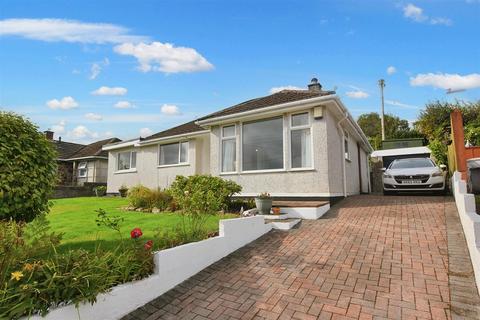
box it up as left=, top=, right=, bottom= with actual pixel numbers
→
left=144, top=240, right=153, bottom=250
left=130, top=228, right=143, bottom=239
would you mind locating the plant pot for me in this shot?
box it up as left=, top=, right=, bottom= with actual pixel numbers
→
left=272, top=207, right=281, bottom=215
left=255, top=197, right=272, bottom=215
left=119, top=189, right=128, bottom=198
left=95, top=189, right=106, bottom=197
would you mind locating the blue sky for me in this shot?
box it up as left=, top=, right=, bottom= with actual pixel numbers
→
left=1, top=0, right=479, bottom=143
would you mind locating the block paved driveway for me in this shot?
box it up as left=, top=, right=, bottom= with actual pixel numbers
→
left=125, top=195, right=453, bottom=320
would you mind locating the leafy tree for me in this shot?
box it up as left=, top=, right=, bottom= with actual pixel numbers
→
left=414, top=100, right=480, bottom=164
left=357, top=112, right=423, bottom=149
left=0, top=112, right=58, bottom=222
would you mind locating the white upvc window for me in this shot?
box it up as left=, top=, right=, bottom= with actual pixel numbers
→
left=242, top=117, right=284, bottom=171
left=344, top=132, right=350, bottom=160
left=221, top=125, right=236, bottom=172
left=78, top=162, right=87, bottom=177
left=159, top=141, right=188, bottom=166
left=117, top=151, right=137, bottom=171
left=290, top=112, right=312, bottom=168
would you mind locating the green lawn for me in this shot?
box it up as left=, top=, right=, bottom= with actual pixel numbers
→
left=47, top=197, right=236, bottom=252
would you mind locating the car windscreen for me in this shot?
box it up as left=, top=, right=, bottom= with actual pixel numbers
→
left=389, top=158, right=435, bottom=169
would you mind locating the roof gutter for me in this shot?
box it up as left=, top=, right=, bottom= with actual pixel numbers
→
left=138, top=130, right=210, bottom=146
left=58, top=156, right=108, bottom=161
left=332, top=97, right=373, bottom=153
left=195, top=95, right=335, bottom=127
left=102, top=139, right=141, bottom=151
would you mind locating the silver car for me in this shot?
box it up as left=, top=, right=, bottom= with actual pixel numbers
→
left=383, top=157, right=447, bottom=195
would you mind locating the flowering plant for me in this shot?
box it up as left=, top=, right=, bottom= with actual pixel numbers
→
left=130, top=228, right=143, bottom=239
left=144, top=240, right=153, bottom=250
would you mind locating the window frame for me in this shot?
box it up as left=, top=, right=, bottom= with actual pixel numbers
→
left=220, top=124, right=237, bottom=173
left=344, top=132, right=351, bottom=161
left=289, top=112, right=314, bottom=170
left=77, top=161, right=88, bottom=178
left=116, top=151, right=137, bottom=172
left=240, top=116, right=286, bottom=173
left=158, top=141, right=189, bottom=167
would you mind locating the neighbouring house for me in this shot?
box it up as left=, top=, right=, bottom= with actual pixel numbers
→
left=44, top=130, right=120, bottom=186
left=103, top=78, right=373, bottom=202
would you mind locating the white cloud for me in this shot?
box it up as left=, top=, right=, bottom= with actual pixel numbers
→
left=70, top=125, right=98, bottom=139
left=269, top=85, right=304, bottom=94
left=410, top=73, right=480, bottom=90
left=46, top=96, right=78, bottom=109
left=114, top=41, right=213, bottom=73
left=161, top=104, right=181, bottom=115
left=385, top=100, right=419, bottom=109
left=345, top=90, right=369, bottom=99
left=402, top=4, right=452, bottom=26
left=85, top=112, right=102, bottom=121
left=89, top=58, right=109, bottom=80
left=51, top=120, right=66, bottom=134
left=91, top=86, right=127, bottom=96
left=0, top=18, right=147, bottom=44
left=430, top=17, right=452, bottom=26
left=140, top=127, right=153, bottom=137
left=403, top=4, right=427, bottom=22
left=387, top=66, right=397, bottom=75
left=114, top=100, right=134, bottom=109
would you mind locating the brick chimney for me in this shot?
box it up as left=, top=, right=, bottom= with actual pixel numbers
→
left=44, top=130, right=54, bottom=140
left=308, top=77, right=322, bottom=92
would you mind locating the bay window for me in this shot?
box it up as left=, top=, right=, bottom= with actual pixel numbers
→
left=159, top=141, right=188, bottom=166
left=242, top=117, right=284, bottom=171
left=221, top=125, right=236, bottom=172
left=290, top=112, right=312, bottom=168
left=117, top=151, right=136, bottom=171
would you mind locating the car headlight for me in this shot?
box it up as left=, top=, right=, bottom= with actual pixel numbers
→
left=383, top=174, right=393, bottom=179
left=431, top=171, right=443, bottom=177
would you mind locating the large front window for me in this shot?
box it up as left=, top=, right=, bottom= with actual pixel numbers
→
left=290, top=113, right=312, bottom=168
left=159, top=141, right=188, bottom=165
left=242, top=117, right=284, bottom=171
left=117, top=151, right=136, bottom=171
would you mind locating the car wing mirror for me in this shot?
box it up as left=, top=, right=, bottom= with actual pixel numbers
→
left=381, top=168, right=386, bottom=172
left=439, top=164, right=447, bottom=170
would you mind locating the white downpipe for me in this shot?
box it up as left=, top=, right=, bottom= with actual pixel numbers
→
left=336, top=113, right=348, bottom=197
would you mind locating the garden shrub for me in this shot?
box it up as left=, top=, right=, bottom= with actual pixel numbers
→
left=0, top=112, right=58, bottom=222
left=128, top=185, right=172, bottom=211
left=169, top=175, right=241, bottom=239
left=0, top=211, right=154, bottom=319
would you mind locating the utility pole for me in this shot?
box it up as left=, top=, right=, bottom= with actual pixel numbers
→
left=378, top=79, right=386, bottom=141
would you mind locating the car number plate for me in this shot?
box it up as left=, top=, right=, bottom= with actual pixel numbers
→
left=401, top=180, right=421, bottom=184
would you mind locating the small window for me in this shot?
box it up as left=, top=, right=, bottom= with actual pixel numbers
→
left=159, top=141, right=189, bottom=166
left=344, top=133, right=350, bottom=160
left=290, top=113, right=312, bottom=168
left=117, top=151, right=136, bottom=171
left=221, top=125, right=236, bottom=172
left=291, top=113, right=309, bottom=127
left=78, top=162, right=87, bottom=177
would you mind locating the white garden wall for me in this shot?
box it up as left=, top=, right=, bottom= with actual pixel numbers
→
left=452, top=172, right=480, bottom=295
left=29, top=216, right=272, bottom=320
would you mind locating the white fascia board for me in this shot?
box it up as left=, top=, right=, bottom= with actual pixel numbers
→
left=138, top=130, right=210, bottom=146
left=332, top=97, right=373, bottom=153
left=102, top=140, right=140, bottom=151
left=58, top=156, right=108, bottom=161
left=195, top=95, right=336, bottom=127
